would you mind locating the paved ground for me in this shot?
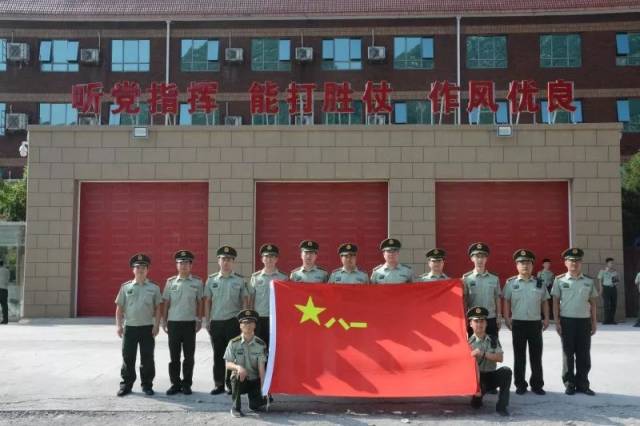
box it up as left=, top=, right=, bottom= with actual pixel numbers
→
left=0, top=318, right=639, bottom=425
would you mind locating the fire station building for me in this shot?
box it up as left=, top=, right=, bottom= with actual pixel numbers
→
left=1, top=1, right=635, bottom=318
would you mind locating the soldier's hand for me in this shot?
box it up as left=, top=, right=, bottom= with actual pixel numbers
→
left=591, top=320, right=597, bottom=336
left=205, top=320, right=211, bottom=332
left=162, top=323, right=169, bottom=334
left=470, top=348, right=482, bottom=358
left=542, top=318, right=549, bottom=330
left=496, top=318, right=501, bottom=330
left=237, top=366, right=248, bottom=382
left=117, top=325, right=123, bottom=338
left=152, top=324, right=160, bottom=337
left=505, top=318, right=512, bottom=330
left=195, top=321, right=202, bottom=333
left=555, top=322, right=562, bottom=336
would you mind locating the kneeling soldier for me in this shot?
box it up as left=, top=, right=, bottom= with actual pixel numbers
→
left=225, top=309, right=268, bottom=418
left=468, top=306, right=512, bottom=417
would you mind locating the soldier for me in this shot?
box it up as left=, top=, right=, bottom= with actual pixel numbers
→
left=503, top=249, right=550, bottom=396
left=114, top=253, right=162, bottom=397
left=597, top=257, right=619, bottom=324
left=417, top=248, right=449, bottom=282
left=0, top=260, right=9, bottom=324
left=536, top=258, right=555, bottom=319
left=463, top=242, right=502, bottom=337
left=224, top=309, right=268, bottom=418
left=370, top=238, right=414, bottom=284
left=328, top=243, right=370, bottom=284
left=289, top=240, right=329, bottom=283
left=468, top=306, right=512, bottom=417
left=161, top=250, right=203, bottom=396
left=635, top=271, right=640, bottom=327
left=551, top=247, right=598, bottom=396
left=248, top=243, right=288, bottom=346
left=204, top=245, right=249, bottom=395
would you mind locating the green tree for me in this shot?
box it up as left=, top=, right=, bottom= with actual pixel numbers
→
left=0, top=168, right=27, bottom=221
left=622, top=153, right=640, bottom=246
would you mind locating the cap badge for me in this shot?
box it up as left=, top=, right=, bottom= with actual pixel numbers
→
left=346, top=244, right=351, bottom=250
left=307, top=241, right=313, bottom=247
left=520, top=250, right=526, bottom=256
left=475, top=307, right=481, bottom=313
left=433, top=249, right=439, bottom=254
left=137, top=255, right=142, bottom=260
left=476, top=243, right=482, bottom=249
left=181, top=251, right=186, bottom=256
left=245, top=310, right=251, bottom=315
left=224, top=247, right=230, bottom=253
left=389, top=239, right=394, bottom=245
left=267, top=245, right=272, bottom=250
left=572, top=248, right=578, bottom=254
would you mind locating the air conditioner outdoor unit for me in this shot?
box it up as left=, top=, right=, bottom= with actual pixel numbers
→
left=80, top=48, right=100, bottom=64
left=78, top=116, right=99, bottom=125
left=367, top=114, right=387, bottom=125
left=225, top=48, right=244, bottom=62
left=295, top=47, right=313, bottom=62
left=6, top=113, right=28, bottom=131
left=225, top=116, right=242, bottom=126
left=367, top=46, right=386, bottom=61
left=7, top=43, right=30, bottom=62
left=294, top=115, right=313, bottom=125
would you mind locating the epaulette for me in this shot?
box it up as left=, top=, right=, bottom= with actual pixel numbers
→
left=251, top=271, right=261, bottom=277
left=462, top=271, right=473, bottom=278
left=148, top=281, right=158, bottom=287
left=331, top=267, right=343, bottom=274
left=372, top=264, right=384, bottom=271
left=506, top=275, right=518, bottom=282
left=192, top=275, right=202, bottom=281
left=254, top=336, right=266, bottom=346
left=555, top=273, right=566, bottom=279
left=316, top=265, right=327, bottom=272
left=121, top=280, right=133, bottom=287
left=167, top=275, right=177, bottom=281
left=486, top=271, right=498, bottom=277
left=583, top=274, right=594, bottom=280
left=290, top=266, right=303, bottom=273
left=230, top=335, right=242, bottom=343
left=208, top=272, right=219, bottom=278
left=401, top=263, right=413, bottom=269
left=233, top=272, right=244, bottom=278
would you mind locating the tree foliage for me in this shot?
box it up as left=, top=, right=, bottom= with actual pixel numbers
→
left=0, top=169, right=27, bottom=222
left=622, top=153, right=640, bottom=247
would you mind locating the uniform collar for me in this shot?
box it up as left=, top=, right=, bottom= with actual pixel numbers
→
left=260, top=269, right=281, bottom=276
left=301, top=265, right=317, bottom=273
left=176, top=274, right=192, bottom=281
left=383, top=263, right=400, bottom=271
left=473, top=269, right=489, bottom=277
left=218, top=271, right=234, bottom=278
left=341, top=267, right=359, bottom=273
left=566, top=272, right=584, bottom=280
left=240, top=334, right=256, bottom=344
left=469, top=333, right=489, bottom=343
left=427, top=272, right=445, bottom=278
left=133, top=279, right=148, bottom=286
left=517, top=275, right=535, bottom=281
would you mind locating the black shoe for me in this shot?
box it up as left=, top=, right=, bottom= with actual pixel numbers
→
left=531, top=388, right=546, bottom=395
left=268, top=394, right=274, bottom=403
left=0, top=321, right=8, bottom=324
left=487, top=389, right=497, bottom=394
left=166, top=385, right=181, bottom=395
left=117, top=387, right=131, bottom=397
left=578, top=388, right=596, bottom=396
left=497, top=408, right=510, bottom=417
left=182, top=386, right=192, bottom=395
left=226, top=388, right=232, bottom=395
left=565, top=385, right=576, bottom=395
left=515, top=387, right=527, bottom=395
left=230, top=407, right=244, bottom=418
left=211, top=386, right=225, bottom=395
left=470, top=396, right=483, bottom=409
left=634, top=322, right=640, bottom=328
left=143, top=388, right=154, bottom=396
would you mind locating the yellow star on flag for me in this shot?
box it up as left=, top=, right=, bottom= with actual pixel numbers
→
left=295, top=296, right=326, bottom=325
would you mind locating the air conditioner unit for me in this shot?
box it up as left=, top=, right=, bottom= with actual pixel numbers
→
left=367, top=46, right=386, bottom=62
left=224, top=116, right=242, bottom=126
left=6, top=43, right=30, bottom=62
left=295, top=47, right=313, bottom=62
left=80, top=48, right=100, bottom=64
left=78, top=116, right=99, bottom=125
left=294, top=115, right=313, bottom=125
left=6, top=113, right=28, bottom=131
left=367, top=114, right=386, bottom=125
left=225, top=48, right=244, bottom=63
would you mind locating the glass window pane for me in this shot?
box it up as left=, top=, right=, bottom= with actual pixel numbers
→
left=0, top=39, right=6, bottom=71
left=123, top=40, right=138, bottom=63
left=207, top=40, right=219, bottom=61
left=39, top=104, right=50, bottom=125
left=39, top=41, right=52, bottom=61
left=52, top=40, right=66, bottom=64
left=422, top=38, right=434, bottom=59
left=617, top=100, right=630, bottom=121
left=111, top=40, right=123, bottom=67
left=335, top=38, right=349, bottom=61
left=139, top=40, right=150, bottom=63
left=395, top=102, right=408, bottom=124
left=67, top=41, right=79, bottom=62
left=393, top=37, right=404, bottom=60
left=322, top=39, right=334, bottom=59
left=350, top=39, right=361, bottom=59
left=0, top=103, right=5, bottom=135
left=192, top=39, right=207, bottom=62
left=541, top=101, right=550, bottom=123
left=179, top=104, right=192, bottom=125
left=67, top=104, right=78, bottom=124
left=51, top=104, right=66, bottom=125
left=616, top=33, right=630, bottom=55
left=468, top=107, right=480, bottom=123
left=496, top=101, right=508, bottom=124
left=278, top=39, right=290, bottom=61
left=109, top=104, right=120, bottom=125
left=573, top=100, right=583, bottom=123
left=181, top=39, right=192, bottom=58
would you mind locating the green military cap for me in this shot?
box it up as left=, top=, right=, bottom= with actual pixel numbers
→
left=513, top=248, right=535, bottom=262
left=130, top=253, right=151, bottom=267
left=237, top=309, right=259, bottom=323
left=468, top=242, right=490, bottom=256
left=467, top=306, right=489, bottom=320
left=217, top=245, right=237, bottom=258
left=562, top=247, right=584, bottom=260
left=426, top=248, right=446, bottom=260
left=338, top=243, right=358, bottom=255
left=259, top=243, right=279, bottom=256
left=300, top=240, right=319, bottom=252
left=379, top=238, right=401, bottom=251
left=174, top=249, right=194, bottom=262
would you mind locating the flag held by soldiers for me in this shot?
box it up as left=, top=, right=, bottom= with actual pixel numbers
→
left=263, top=279, right=478, bottom=397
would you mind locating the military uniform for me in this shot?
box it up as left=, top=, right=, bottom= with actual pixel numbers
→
left=205, top=246, right=248, bottom=393
left=635, top=272, right=640, bottom=327
left=328, top=243, right=370, bottom=284
left=551, top=248, right=598, bottom=395
left=536, top=261, right=555, bottom=319
left=371, top=238, right=414, bottom=284
left=463, top=243, right=501, bottom=337
left=115, top=254, right=162, bottom=395
left=417, top=248, right=448, bottom=282
left=163, top=250, right=203, bottom=394
left=224, top=309, right=268, bottom=417
left=468, top=307, right=512, bottom=416
left=503, top=249, right=550, bottom=394
left=0, top=263, right=9, bottom=324
left=290, top=240, right=328, bottom=283
left=597, top=264, right=619, bottom=324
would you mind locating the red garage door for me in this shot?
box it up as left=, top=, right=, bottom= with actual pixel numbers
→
left=436, top=181, right=569, bottom=284
left=77, top=182, right=208, bottom=316
left=255, top=182, right=388, bottom=276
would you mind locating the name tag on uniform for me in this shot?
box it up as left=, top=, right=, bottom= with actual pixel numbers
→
left=236, top=349, right=244, bottom=355
left=335, top=277, right=342, bottom=282
left=562, top=283, right=570, bottom=289
left=212, top=283, right=219, bottom=288
left=583, top=282, right=590, bottom=287
left=126, top=289, right=134, bottom=295
left=513, top=284, right=520, bottom=290
left=469, top=281, right=476, bottom=287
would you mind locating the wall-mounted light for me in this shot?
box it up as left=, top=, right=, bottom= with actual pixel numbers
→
left=133, top=126, right=149, bottom=139
left=496, top=125, right=513, bottom=137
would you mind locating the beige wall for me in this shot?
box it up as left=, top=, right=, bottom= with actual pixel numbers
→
left=23, top=124, right=624, bottom=318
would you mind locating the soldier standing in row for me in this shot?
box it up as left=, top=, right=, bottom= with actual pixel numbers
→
left=503, top=249, right=550, bottom=396
left=204, top=245, right=249, bottom=395
left=417, top=248, right=449, bottom=282
left=290, top=240, right=329, bottom=283
left=536, top=258, right=555, bottom=319
left=551, top=247, right=598, bottom=396
left=370, top=238, right=414, bottom=284
left=248, top=244, right=287, bottom=346
left=597, top=257, right=619, bottom=324
left=115, top=253, right=162, bottom=397
left=162, top=250, right=203, bottom=395
left=328, top=243, right=370, bottom=284
left=463, top=242, right=502, bottom=337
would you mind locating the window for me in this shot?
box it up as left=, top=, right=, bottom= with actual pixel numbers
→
left=0, top=103, right=5, bottom=135
left=394, top=101, right=432, bottom=124
left=616, top=33, right=640, bottom=66
left=466, top=36, right=507, bottom=69
left=0, top=39, right=6, bottom=71
left=181, top=39, right=219, bottom=71
left=617, top=99, right=640, bottom=132
left=109, top=103, right=150, bottom=125
left=540, top=34, right=581, bottom=68
left=179, top=104, right=220, bottom=125
left=394, top=37, right=433, bottom=69
left=251, top=39, right=291, bottom=71
left=540, top=100, right=583, bottom=124
left=39, top=40, right=79, bottom=72
left=111, top=40, right=150, bottom=72
left=39, top=103, right=78, bottom=125
left=324, top=101, right=363, bottom=124
left=252, top=101, right=290, bottom=125
left=468, top=101, right=509, bottom=124
left=322, top=38, right=362, bottom=70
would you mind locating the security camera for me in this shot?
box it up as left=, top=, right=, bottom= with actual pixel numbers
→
left=19, top=141, right=28, bottom=158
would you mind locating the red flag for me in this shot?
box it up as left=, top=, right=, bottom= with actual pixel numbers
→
left=264, top=279, right=478, bottom=397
